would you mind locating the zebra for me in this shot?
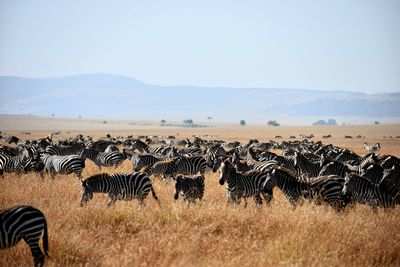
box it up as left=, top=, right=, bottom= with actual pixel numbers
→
left=341, top=173, right=395, bottom=209
left=141, top=158, right=178, bottom=179
left=0, top=205, right=49, bottom=267
left=174, top=155, right=212, bottom=176
left=174, top=175, right=205, bottom=204
left=319, top=161, right=351, bottom=178
left=0, top=148, right=34, bottom=176
left=265, top=167, right=345, bottom=209
left=80, top=172, right=159, bottom=206
left=293, top=151, right=321, bottom=178
left=80, top=148, right=125, bottom=169
left=132, top=154, right=162, bottom=172
left=219, top=160, right=271, bottom=207
left=45, top=144, right=84, bottom=155
left=360, top=164, right=384, bottom=184
left=363, top=142, right=381, bottom=154
left=131, top=139, right=166, bottom=155
left=40, top=153, right=85, bottom=181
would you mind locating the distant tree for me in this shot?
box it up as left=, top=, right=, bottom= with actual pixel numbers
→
left=327, top=119, right=337, bottom=125
left=207, top=116, right=213, bottom=123
left=78, top=115, right=82, bottom=119
left=51, top=113, right=55, bottom=117
left=313, top=120, right=327, bottom=126
left=374, top=121, right=380, bottom=125
left=240, top=120, right=246, bottom=127
left=102, top=120, right=107, bottom=124
left=267, top=120, right=280, bottom=126
left=161, top=119, right=166, bottom=126
left=183, top=119, right=193, bottom=126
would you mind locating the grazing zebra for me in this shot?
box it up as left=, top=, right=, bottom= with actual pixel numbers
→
left=0, top=205, right=49, bottom=267
left=363, top=142, right=381, bottom=154
left=45, top=144, right=84, bottom=155
left=80, top=172, right=159, bottom=206
left=80, top=148, right=125, bottom=168
left=219, top=160, right=271, bottom=207
left=131, top=140, right=166, bottom=155
left=360, top=164, right=384, bottom=184
left=132, top=154, right=161, bottom=172
left=174, top=175, right=205, bottom=204
left=0, top=148, right=34, bottom=176
left=174, top=155, right=211, bottom=176
left=141, top=158, right=178, bottom=179
left=40, top=153, right=85, bottom=181
left=293, top=151, right=321, bottom=178
left=341, top=173, right=394, bottom=209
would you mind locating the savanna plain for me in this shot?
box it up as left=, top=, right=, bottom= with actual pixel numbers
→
left=1, top=122, right=400, bottom=266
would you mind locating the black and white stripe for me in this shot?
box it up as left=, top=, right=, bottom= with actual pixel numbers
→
left=40, top=153, right=85, bottom=181
left=219, top=160, right=271, bottom=207
left=80, top=172, right=159, bottom=206
left=174, top=175, right=205, bottom=204
left=0, top=205, right=49, bottom=267
left=80, top=148, right=125, bottom=168
left=0, top=148, right=34, bottom=176
left=45, top=144, right=84, bottom=155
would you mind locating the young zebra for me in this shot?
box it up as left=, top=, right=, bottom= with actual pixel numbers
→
left=0, top=205, right=49, bottom=267
left=174, top=175, right=205, bottom=204
left=219, top=160, right=271, bottom=207
left=363, top=142, right=381, bottom=154
left=80, top=148, right=125, bottom=169
left=40, top=153, right=85, bottom=181
left=80, top=172, right=159, bottom=206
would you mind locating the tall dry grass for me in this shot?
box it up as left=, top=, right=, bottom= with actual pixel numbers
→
left=1, top=126, right=400, bottom=266
left=1, top=160, right=400, bottom=266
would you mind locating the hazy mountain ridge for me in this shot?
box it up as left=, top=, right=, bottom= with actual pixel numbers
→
left=0, top=73, right=399, bottom=124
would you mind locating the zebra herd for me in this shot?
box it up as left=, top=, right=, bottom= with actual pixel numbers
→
left=1, top=133, right=400, bottom=265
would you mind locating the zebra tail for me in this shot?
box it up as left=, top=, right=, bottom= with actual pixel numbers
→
left=151, top=185, right=160, bottom=203
left=43, top=217, right=50, bottom=257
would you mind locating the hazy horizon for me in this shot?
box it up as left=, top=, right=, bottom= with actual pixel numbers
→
left=1, top=0, right=399, bottom=93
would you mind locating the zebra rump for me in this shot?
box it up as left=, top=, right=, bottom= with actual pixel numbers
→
left=0, top=205, right=49, bottom=267
left=174, top=175, right=205, bottom=203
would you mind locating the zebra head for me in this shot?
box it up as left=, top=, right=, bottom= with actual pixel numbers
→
left=219, top=160, right=233, bottom=185
left=341, top=173, right=354, bottom=197
left=174, top=175, right=183, bottom=200
left=80, top=180, right=93, bottom=206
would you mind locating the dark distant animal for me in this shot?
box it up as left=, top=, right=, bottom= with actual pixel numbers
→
left=0, top=205, right=49, bottom=267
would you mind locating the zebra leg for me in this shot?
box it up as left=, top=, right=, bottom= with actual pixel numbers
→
left=24, top=236, right=44, bottom=267
left=107, top=195, right=117, bottom=207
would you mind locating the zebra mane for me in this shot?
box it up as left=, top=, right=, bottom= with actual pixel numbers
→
left=346, top=173, right=373, bottom=184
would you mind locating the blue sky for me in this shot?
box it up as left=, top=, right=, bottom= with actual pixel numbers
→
left=0, top=0, right=399, bottom=93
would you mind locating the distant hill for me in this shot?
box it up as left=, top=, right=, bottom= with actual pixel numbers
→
left=0, top=73, right=399, bottom=124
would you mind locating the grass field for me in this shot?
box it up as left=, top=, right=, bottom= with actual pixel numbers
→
left=1, top=124, right=400, bottom=266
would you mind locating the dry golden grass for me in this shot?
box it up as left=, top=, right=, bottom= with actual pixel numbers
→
left=1, top=125, right=400, bottom=266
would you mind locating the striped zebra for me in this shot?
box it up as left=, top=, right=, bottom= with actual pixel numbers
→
left=131, top=140, right=166, bottom=155
left=132, top=154, right=161, bottom=172
left=174, top=175, right=205, bottom=204
left=141, top=158, right=178, bottom=179
left=319, top=161, right=350, bottom=178
left=40, top=153, right=85, bottom=181
left=265, top=167, right=345, bottom=209
left=360, top=164, right=384, bottom=184
left=45, top=144, right=84, bottom=155
left=80, top=148, right=125, bottom=169
left=80, top=172, right=159, bottom=206
left=0, top=205, right=49, bottom=267
left=293, top=151, right=321, bottom=178
left=363, top=142, right=381, bottom=154
left=219, top=160, right=271, bottom=207
left=0, top=148, right=34, bottom=176
left=341, top=173, right=395, bottom=209
left=174, top=155, right=211, bottom=176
